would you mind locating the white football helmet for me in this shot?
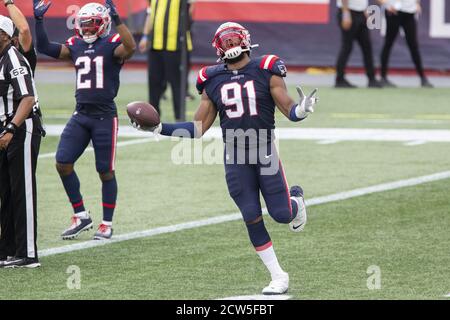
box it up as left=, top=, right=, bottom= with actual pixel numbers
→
left=75, top=2, right=111, bottom=44
left=212, top=22, right=258, bottom=62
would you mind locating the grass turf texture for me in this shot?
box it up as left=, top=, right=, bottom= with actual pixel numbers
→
left=0, top=83, right=449, bottom=299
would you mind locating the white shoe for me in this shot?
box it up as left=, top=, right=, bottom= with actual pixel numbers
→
left=262, top=272, right=289, bottom=295
left=289, top=185, right=307, bottom=232
left=93, top=223, right=113, bottom=240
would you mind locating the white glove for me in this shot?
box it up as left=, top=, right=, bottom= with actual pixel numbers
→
left=295, top=86, right=318, bottom=120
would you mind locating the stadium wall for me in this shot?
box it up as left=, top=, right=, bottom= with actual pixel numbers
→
left=1, top=0, right=449, bottom=71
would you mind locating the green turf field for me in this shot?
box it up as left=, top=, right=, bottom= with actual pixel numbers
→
left=0, top=83, right=449, bottom=300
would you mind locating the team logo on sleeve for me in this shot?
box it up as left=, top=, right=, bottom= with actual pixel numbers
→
left=278, top=63, right=287, bottom=76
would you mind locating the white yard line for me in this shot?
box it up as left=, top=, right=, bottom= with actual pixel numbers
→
left=39, top=170, right=450, bottom=258
left=444, top=293, right=450, bottom=298
left=43, top=125, right=450, bottom=143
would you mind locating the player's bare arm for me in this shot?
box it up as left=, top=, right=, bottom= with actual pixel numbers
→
left=34, top=0, right=71, bottom=60
left=5, top=1, right=32, bottom=52
left=270, top=75, right=296, bottom=118
left=193, top=92, right=218, bottom=137
left=106, top=0, right=137, bottom=60
left=270, top=75, right=318, bottom=122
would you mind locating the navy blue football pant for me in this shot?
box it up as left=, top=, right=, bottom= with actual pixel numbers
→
left=56, top=112, right=118, bottom=173
left=224, top=143, right=294, bottom=224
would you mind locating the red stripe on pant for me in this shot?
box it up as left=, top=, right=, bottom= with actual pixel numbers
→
left=102, top=203, right=116, bottom=209
left=255, top=241, right=273, bottom=252
left=72, top=201, right=84, bottom=209
left=110, top=117, right=118, bottom=172
left=279, top=160, right=293, bottom=218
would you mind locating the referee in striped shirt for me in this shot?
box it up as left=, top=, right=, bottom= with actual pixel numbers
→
left=0, top=15, right=42, bottom=268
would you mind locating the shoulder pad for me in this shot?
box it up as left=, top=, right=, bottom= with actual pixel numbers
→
left=65, top=36, right=79, bottom=46
left=109, top=33, right=122, bottom=43
left=258, top=55, right=287, bottom=77
left=196, top=64, right=224, bottom=94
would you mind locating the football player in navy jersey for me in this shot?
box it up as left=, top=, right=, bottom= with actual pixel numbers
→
left=133, top=22, right=317, bottom=294
left=34, top=0, right=136, bottom=240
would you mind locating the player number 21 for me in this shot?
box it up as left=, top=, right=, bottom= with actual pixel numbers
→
left=75, top=56, right=104, bottom=89
left=221, top=81, right=257, bottom=118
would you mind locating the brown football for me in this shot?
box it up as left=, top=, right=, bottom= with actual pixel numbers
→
left=127, top=101, right=160, bottom=128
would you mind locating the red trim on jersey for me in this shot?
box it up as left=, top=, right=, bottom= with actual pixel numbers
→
left=110, top=117, right=118, bottom=171
left=259, top=55, right=269, bottom=69
left=279, top=160, right=293, bottom=218
left=109, top=33, right=121, bottom=43
left=268, top=56, right=279, bottom=70
left=66, top=36, right=76, bottom=46
left=102, top=203, right=116, bottom=209
left=72, top=200, right=84, bottom=209
left=197, top=67, right=208, bottom=84
left=255, top=241, right=273, bottom=252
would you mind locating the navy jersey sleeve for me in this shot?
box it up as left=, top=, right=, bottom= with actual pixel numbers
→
left=258, top=55, right=287, bottom=77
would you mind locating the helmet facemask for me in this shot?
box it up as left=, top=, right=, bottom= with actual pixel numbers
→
left=212, top=23, right=258, bottom=63
left=75, top=3, right=112, bottom=44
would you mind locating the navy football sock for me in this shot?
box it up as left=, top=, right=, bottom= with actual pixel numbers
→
left=61, top=171, right=85, bottom=214
left=102, top=177, right=117, bottom=223
left=245, top=218, right=271, bottom=250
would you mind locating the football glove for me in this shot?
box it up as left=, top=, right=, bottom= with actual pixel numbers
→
left=105, top=0, right=119, bottom=18
left=33, top=0, right=52, bottom=20
left=295, top=86, right=318, bottom=119
left=130, top=119, right=162, bottom=134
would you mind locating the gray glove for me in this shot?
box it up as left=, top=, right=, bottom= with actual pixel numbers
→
left=295, top=86, right=318, bottom=119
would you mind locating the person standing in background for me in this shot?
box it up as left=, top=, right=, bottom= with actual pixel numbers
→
left=138, top=0, right=193, bottom=121
left=335, top=0, right=382, bottom=88
left=378, top=0, right=432, bottom=88
left=4, top=0, right=37, bottom=73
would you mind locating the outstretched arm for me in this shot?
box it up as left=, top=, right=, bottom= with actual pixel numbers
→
left=34, top=0, right=71, bottom=60
left=133, top=92, right=218, bottom=138
left=106, top=0, right=137, bottom=60
left=270, top=75, right=318, bottom=122
left=5, top=1, right=32, bottom=52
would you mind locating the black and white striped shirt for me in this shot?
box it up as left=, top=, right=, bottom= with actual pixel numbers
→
left=0, top=44, right=38, bottom=122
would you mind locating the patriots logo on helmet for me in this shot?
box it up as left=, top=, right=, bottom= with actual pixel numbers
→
left=278, top=64, right=287, bottom=76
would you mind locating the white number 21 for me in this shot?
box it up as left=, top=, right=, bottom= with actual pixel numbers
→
left=221, top=81, right=257, bottom=119
left=75, top=56, right=104, bottom=89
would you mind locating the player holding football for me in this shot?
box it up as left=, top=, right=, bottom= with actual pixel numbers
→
left=34, top=0, right=136, bottom=240
left=132, top=22, right=317, bottom=294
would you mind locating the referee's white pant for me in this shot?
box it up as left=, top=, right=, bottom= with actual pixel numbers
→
left=0, top=115, right=41, bottom=259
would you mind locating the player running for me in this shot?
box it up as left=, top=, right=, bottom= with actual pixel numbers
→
left=34, top=0, right=136, bottom=240
left=132, top=22, right=318, bottom=294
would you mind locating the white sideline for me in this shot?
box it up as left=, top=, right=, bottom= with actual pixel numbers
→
left=43, top=125, right=450, bottom=143
left=39, top=170, right=450, bottom=258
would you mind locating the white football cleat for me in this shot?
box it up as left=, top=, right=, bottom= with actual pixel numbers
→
left=93, top=223, right=113, bottom=240
left=289, top=185, right=307, bottom=232
left=262, top=272, right=289, bottom=295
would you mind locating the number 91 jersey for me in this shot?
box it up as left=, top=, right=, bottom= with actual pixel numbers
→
left=66, top=34, right=123, bottom=116
left=196, top=55, right=287, bottom=143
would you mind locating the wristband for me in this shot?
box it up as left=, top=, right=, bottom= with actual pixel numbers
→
left=4, top=0, right=14, bottom=7
left=4, top=122, right=17, bottom=134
